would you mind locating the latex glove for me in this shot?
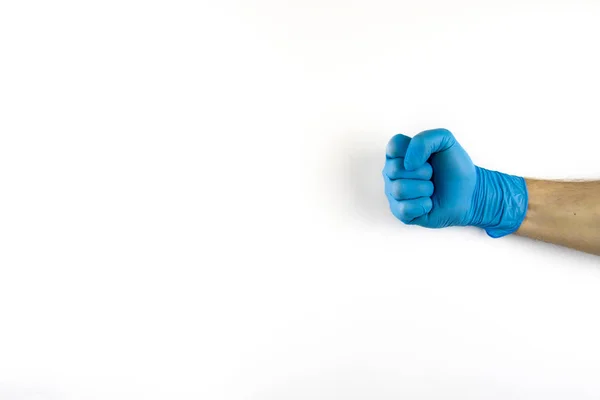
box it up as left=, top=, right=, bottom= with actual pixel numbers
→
left=383, top=128, right=528, bottom=238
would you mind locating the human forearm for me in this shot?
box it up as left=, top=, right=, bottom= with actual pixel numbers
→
left=516, top=179, right=600, bottom=255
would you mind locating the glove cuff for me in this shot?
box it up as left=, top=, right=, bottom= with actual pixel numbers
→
left=468, top=166, right=529, bottom=238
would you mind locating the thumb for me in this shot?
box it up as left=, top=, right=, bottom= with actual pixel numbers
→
left=404, top=128, right=456, bottom=171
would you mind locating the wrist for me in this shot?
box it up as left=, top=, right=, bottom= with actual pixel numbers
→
left=468, top=166, right=529, bottom=238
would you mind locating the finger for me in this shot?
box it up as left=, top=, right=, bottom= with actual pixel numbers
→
left=387, top=196, right=433, bottom=224
left=404, top=128, right=456, bottom=171
left=385, top=134, right=411, bottom=159
left=386, top=178, right=434, bottom=201
left=383, top=158, right=433, bottom=180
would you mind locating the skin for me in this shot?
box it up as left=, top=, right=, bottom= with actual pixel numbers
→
left=516, top=179, right=600, bottom=255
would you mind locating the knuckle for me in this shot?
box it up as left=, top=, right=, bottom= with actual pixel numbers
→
left=395, top=203, right=410, bottom=224
left=388, top=134, right=410, bottom=156
left=390, top=203, right=402, bottom=219
left=391, top=181, right=402, bottom=198
left=388, top=159, right=401, bottom=176
left=392, top=133, right=410, bottom=141
left=438, top=128, right=453, bottom=136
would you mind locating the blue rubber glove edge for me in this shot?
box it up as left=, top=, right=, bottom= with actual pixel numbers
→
left=484, top=174, right=529, bottom=238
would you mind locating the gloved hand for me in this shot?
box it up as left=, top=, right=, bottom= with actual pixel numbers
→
left=383, top=128, right=528, bottom=238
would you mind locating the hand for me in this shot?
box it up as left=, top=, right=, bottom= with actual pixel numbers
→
left=383, top=128, right=528, bottom=237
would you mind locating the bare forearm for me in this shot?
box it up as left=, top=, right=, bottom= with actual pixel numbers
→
left=516, top=179, right=600, bottom=255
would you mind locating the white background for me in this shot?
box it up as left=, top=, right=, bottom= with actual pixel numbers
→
left=1, top=1, right=600, bottom=399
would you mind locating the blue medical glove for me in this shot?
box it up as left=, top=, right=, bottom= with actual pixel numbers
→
left=383, top=128, right=528, bottom=238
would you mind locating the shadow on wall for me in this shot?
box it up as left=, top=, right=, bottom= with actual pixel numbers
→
left=336, top=137, right=394, bottom=226
left=249, top=365, right=402, bottom=400
left=246, top=364, right=511, bottom=400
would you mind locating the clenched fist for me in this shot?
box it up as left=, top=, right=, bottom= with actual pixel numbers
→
left=383, top=128, right=528, bottom=238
